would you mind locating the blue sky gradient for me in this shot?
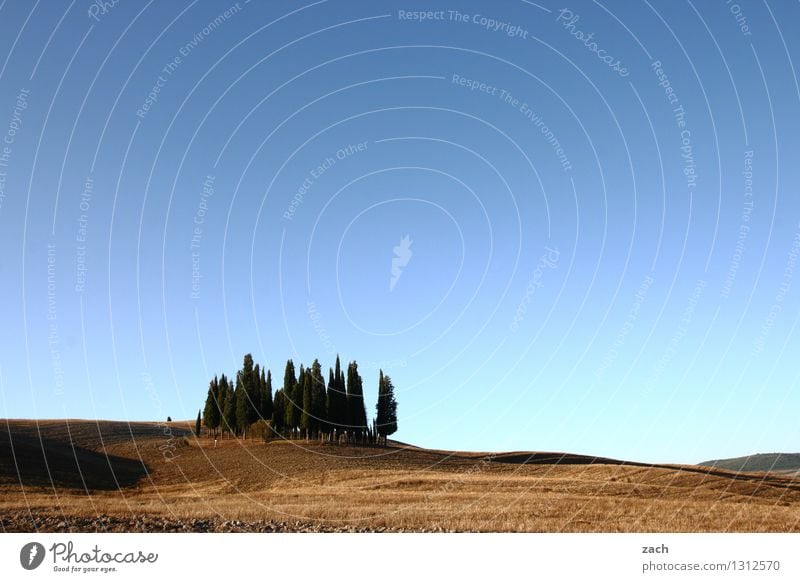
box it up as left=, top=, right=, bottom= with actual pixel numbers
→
left=1, top=0, right=799, bottom=463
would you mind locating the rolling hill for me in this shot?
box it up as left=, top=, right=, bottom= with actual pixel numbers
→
left=700, top=453, right=800, bottom=475
left=2, top=419, right=799, bottom=532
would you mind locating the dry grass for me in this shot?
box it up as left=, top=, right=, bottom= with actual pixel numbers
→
left=2, top=419, right=799, bottom=532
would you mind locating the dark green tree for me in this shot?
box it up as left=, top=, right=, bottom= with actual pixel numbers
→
left=251, top=362, right=263, bottom=421
left=326, top=355, right=348, bottom=438
left=346, top=361, right=367, bottom=442
left=291, top=365, right=305, bottom=436
left=260, top=368, right=273, bottom=420
left=203, top=376, right=221, bottom=438
left=216, top=374, right=228, bottom=422
left=375, top=370, right=398, bottom=445
left=326, top=368, right=336, bottom=438
left=235, top=374, right=248, bottom=438
left=231, top=354, right=263, bottom=438
left=272, top=389, right=286, bottom=436
left=195, top=409, right=202, bottom=436
left=310, top=359, right=327, bottom=438
left=300, top=364, right=313, bottom=437
left=221, top=375, right=237, bottom=438
left=282, top=360, right=298, bottom=437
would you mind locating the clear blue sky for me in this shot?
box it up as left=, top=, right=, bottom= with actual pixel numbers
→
left=1, top=0, right=798, bottom=464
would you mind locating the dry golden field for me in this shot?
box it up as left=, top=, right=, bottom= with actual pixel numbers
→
left=1, top=419, right=799, bottom=532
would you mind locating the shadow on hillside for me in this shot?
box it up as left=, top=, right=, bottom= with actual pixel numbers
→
left=490, top=452, right=628, bottom=465
left=488, top=451, right=800, bottom=490
left=0, top=429, right=149, bottom=491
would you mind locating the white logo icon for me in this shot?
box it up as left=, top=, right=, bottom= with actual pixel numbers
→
left=20, top=542, right=45, bottom=570
left=390, top=235, right=413, bottom=291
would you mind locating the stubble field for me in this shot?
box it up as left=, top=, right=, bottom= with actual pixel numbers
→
left=1, top=419, right=798, bottom=533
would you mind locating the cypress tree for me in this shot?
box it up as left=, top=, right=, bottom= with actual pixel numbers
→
left=195, top=410, right=202, bottom=436
left=291, top=365, right=305, bottom=436
left=326, top=355, right=348, bottom=438
left=251, top=361, right=262, bottom=421
left=272, top=389, right=286, bottom=436
left=216, top=374, right=228, bottom=425
left=375, top=370, right=398, bottom=445
left=203, top=376, right=221, bottom=438
left=238, top=355, right=259, bottom=429
left=261, top=369, right=273, bottom=420
left=233, top=371, right=247, bottom=437
left=336, top=357, right=348, bottom=431
left=282, top=360, right=298, bottom=437
left=346, top=361, right=367, bottom=442
left=310, top=359, right=327, bottom=438
left=222, top=377, right=237, bottom=438
left=326, top=368, right=335, bottom=438
left=235, top=373, right=248, bottom=438
left=300, top=365, right=312, bottom=437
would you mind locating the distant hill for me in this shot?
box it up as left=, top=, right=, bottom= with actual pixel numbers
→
left=699, top=453, right=800, bottom=474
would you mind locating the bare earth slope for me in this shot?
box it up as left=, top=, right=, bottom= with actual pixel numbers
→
left=2, top=419, right=799, bottom=532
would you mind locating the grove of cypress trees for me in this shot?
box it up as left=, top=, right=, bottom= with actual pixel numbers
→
left=202, top=354, right=396, bottom=445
